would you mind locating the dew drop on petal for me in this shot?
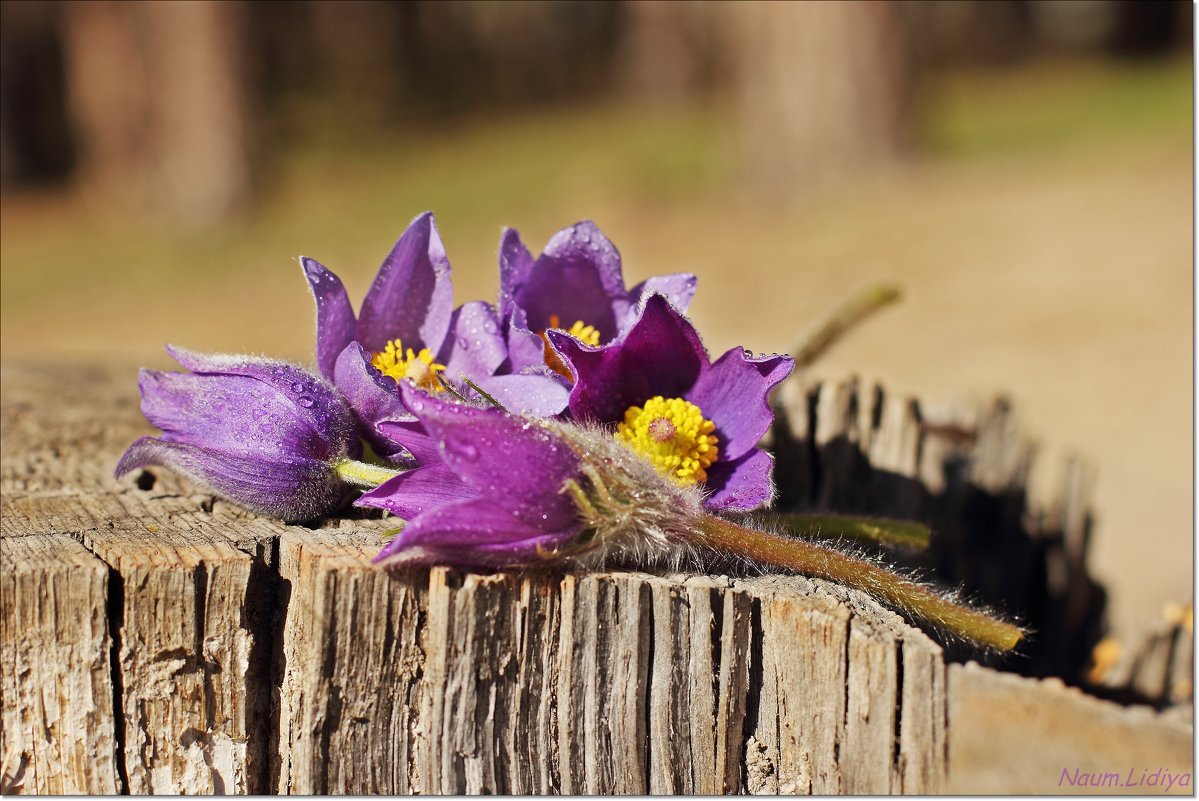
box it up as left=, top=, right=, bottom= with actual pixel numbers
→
left=482, top=318, right=498, bottom=334
left=457, top=336, right=470, bottom=350
left=445, top=434, right=480, bottom=462
left=298, top=396, right=315, bottom=408
left=291, top=382, right=304, bottom=393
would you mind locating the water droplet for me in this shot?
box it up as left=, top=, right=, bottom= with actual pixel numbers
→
left=410, top=399, right=425, bottom=412
left=482, top=318, right=498, bottom=334
left=298, top=396, right=315, bottom=408
left=447, top=436, right=480, bottom=462
left=457, top=336, right=470, bottom=349
left=291, top=381, right=304, bottom=393
left=589, top=242, right=599, bottom=252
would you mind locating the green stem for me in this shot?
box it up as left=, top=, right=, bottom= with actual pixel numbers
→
left=793, top=284, right=901, bottom=369
left=763, top=512, right=931, bottom=550
left=334, top=458, right=406, bottom=488
left=696, top=514, right=1022, bottom=652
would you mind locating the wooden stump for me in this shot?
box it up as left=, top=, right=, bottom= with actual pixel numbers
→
left=1, top=361, right=1191, bottom=794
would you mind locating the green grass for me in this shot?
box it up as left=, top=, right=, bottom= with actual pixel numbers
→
left=1, top=56, right=1191, bottom=358
left=919, top=56, right=1192, bottom=157
left=0, top=101, right=729, bottom=314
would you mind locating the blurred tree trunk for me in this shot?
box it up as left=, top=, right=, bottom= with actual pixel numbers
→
left=62, top=1, right=252, bottom=227
left=307, top=1, right=402, bottom=124
left=617, top=1, right=704, bottom=103
left=727, top=1, right=912, bottom=198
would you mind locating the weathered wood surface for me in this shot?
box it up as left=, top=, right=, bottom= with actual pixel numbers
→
left=772, top=375, right=1108, bottom=682
left=1, top=360, right=1191, bottom=794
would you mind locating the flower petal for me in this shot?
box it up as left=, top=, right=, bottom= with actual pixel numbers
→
left=397, top=384, right=582, bottom=530
left=162, top=346, right=356, bottom=457
left=502, top=310, right=548, bottom=373
left=115, top=436, right=343, bottom=521
left=437, top=301, right=507, bottom=384
left=374, top=497, right=579, bottom=568
left=356, top=211, right=454, bottom=355
left=702, top=448, right=776, bottom=512
left=137, top=369, right=331, bottom=462
left=516, top=221, right=627, bottom=339
left=497, top=227, right=535, bottom=324
left=355, top=463, right=476, bottom=519
left=686, top=348, right=793, bottom=460
left=469, top=372, right=570, bottom=417
left=333, top=342, right=431, bottom=462
left=375, top=416, right=443, bottom=467
left=300, top=257, right=357, bottom=379
left=629, top=272, right=698, bottom=316
left=552, top=293, right=707, bottom=423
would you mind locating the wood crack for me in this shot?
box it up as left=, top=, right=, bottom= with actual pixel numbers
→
left=71, top=533, right=131, bottom=795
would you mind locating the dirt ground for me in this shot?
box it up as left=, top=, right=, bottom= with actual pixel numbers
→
left=1, top=61, right=1191, bottom=640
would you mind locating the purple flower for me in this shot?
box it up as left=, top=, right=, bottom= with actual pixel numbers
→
left=358, top=385, right=587, bottom=569
left=548, top=294, right=793, bottom=511
left=114, top=347, right=359, bottom=522
left=302, top=212, right=568, bottom=457
left=498, top=220, right=698, bottom=376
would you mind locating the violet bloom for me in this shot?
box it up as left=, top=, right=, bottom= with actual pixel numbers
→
left=302, top=212, right=567, bottom=458
left=498, top=220, right=697, bottom=377
left=548, top=294, right=793, bottom=511
left=358, top=385, right=588, bottom=569
left=114, top=347, right=366, bottom=522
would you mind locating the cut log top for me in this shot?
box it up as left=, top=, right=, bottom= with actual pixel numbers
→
left=1, top=360, right=1192, bottom=794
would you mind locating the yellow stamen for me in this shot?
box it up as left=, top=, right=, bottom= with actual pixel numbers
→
left=541, top=313, right=601, bottom=379
left=370, top=338, right=446, bottom=392
left=615, top=395, right=719, bottom=485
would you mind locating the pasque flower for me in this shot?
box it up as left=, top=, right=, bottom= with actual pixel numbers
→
left=301, top=211, right=568, bottom=459
left=354, top=383, right=1022, bottom=652
left=359, top=385, right=598, bottom=568
left=113, top=347, right=397, bottom=522
left=548, top=293, right=793, bottom=511
left=498, top=221, right=698, bottom=377
left=359, top=379, right=728, bottom=572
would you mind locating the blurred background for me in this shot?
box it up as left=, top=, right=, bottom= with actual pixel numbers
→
left=0, top=1, right=1192, bottom=639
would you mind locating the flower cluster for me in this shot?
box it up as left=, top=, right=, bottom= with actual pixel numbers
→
left=119, top=212, right=791, bottom=529
left=116, top=211, right=1022, bottom=652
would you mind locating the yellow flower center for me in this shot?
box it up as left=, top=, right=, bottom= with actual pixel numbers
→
left=615, top=396, right=719, bottom=485
left=370, top=338, right=446, bottom=392
left=541, top=313, right=601, bottom=379
left=552, top=314, right=601, bottom=347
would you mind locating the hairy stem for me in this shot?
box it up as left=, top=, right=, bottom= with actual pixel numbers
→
left=762, top=512, right=931, bottom=550
left=333, top=458, right=406, bottom=488
left=696, top=514, right=1022, bottom=651
left=793, top=284, right=901, bottom=369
